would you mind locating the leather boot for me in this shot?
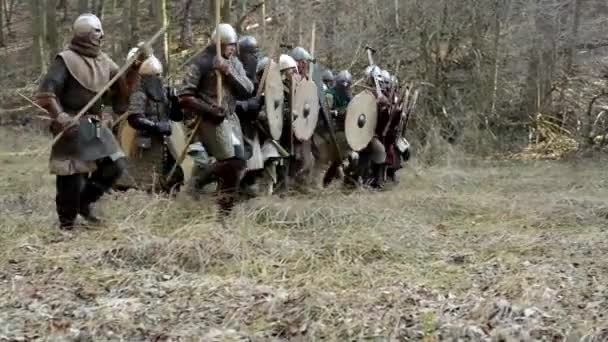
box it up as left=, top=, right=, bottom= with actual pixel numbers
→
left=387, top=168, right=399, bottom=183
left=79, top=181, right=105, bottom=224
left=322, top=161, right=341, bottom=188
left=370, top=164, right=386, bottom=190
left=56, top=175, right=81, bottom=230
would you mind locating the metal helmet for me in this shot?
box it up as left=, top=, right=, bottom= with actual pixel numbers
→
left=73, top=13, right=103, bottom=36
left=322, top=69, right=334, bottom=83
left=335, top=70, right=352, bottom=86
left=364, top=65, right=381, bottom=81
left=256, top=56, right=270, bottom=74
left=279, top=54, right=297, bottom=72
left=380, top=69, right=391, bottom=84
left=289, top=47, right=313, bottom=62
left=211, top=23, right=238, bottom=45
left=390, top=75, right=399, bottom=88
left=139, top=55, right=163, bottom=75
left=238, top=35, right=258, bottom=53
left=73, top=13, right=103, bottom=44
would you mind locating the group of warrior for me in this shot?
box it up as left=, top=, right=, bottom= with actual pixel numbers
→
left=34, top=14, right=414, bottom=230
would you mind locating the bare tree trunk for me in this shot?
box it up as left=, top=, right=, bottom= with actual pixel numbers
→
left=4, top=0, right=17, bottom=37
left=121, top=0, right=132, bottom=55
left=489, top=0, right=502, bottom=119
left=59, top=0, right=69, bottom=22
left=394, top=0, right=399, bottom=28
left=130, top=0, right=139, bottom=45
left=96, top=0, right=105, bottom=20
left=222, top=0, right=232, bottom=23
left=30, top=0, right=46, bottom=74
left=150, top=0, right=159, bottom=19
left=46, top=0, right=59, bottom=59
left=179, top=0, right=194, bottom=49
left=0, top=0, right=4, bottom=47
left=78, top=0, right=88, bottom=13
left=565, top=0, right=583, bottom=75
left=240, top=0, right=247, bottom=20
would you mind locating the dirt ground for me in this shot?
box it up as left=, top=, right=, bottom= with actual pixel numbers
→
left=1, top=126, right=607, bottom=341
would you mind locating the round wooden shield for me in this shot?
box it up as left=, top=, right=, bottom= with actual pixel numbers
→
left=166, top=121, right=195, bottom=185
left=292, top=79, right=320, bottom=141
left=118, top=119, right=137, bottom=158
left=264, top=60, right=284, bottom=140
left=345, top=90, right=378, bottom=151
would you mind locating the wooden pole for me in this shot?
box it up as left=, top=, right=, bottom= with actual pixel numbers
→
left=216, top=0, right=222, bottom=106
left=310, top=21, right=316, bottom=78
left=262, top=0, right=266, bottom=40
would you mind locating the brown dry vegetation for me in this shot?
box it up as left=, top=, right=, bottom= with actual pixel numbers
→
left=2, top=126, right=608, bottom=340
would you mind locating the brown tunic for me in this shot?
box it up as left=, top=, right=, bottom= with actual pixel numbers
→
left=36, top=50, right=127, bottom=175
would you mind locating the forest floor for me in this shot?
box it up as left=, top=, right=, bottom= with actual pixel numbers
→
left=1, top=125, right=608, bottom=341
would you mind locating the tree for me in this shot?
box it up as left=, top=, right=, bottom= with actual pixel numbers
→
left=57, top=0, right=69, bottom=22
left=0, top=0, right=4, bottom=47
left=121, top=0, right=137, bottom=56
left=179, top=0, right=194, bottom=50
left=129, top=0, right=139, bottom=45
left=46, top=0, right=59, bottom=59
left=95, top=0, right=106, bottom=21
left=29, top=0, right=46, bottom=74
left=78, top=0, right=88, bottom=13
left=3, top=0, right=17, bottom=37
left=565, top=0, right=583, bottom=75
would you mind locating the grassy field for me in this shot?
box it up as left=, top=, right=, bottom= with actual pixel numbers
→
left=1, top=126, right=607, bottom=340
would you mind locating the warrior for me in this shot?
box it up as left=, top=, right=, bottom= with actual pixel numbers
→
left=380, top=72, right=404, bottom=184
left=314, top=69, right=355, bottom=187
left=236, top=56, right=283, bottom=196
left=177, top=23, right=254, bottom=216
left=321, top=69, right=335, bottom=91
left=116, top=49, right=184, bottom=192
left=35, top=13, right=140, bottom=230
left=286, top=47, right=316, bottom=190
left=289, top=46, right=313, bottom=80
left=279, top=54, right=299, bottom=80
left=357, top=65, right=389, bottom=189
left=237, top=35, right=260, bottom=83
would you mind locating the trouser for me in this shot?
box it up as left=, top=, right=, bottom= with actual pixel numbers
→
left=358, top=137, right=387, bottom=187
left=55, top=157, right=125, bottom=227
left=290, top=140, right=315, bottom=188
left=312, top=130, right=351, bottom=188
left=208, top=158, right=247, bottom=216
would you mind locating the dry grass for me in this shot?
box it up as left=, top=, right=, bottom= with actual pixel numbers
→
left=1, top=126, right=608, bottom=340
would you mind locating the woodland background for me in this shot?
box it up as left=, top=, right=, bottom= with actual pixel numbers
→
left=1, top=0, right=608, bottom=161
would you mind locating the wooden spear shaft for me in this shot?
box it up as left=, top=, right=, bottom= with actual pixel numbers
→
left=310, top=21, right=316, bottom=78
